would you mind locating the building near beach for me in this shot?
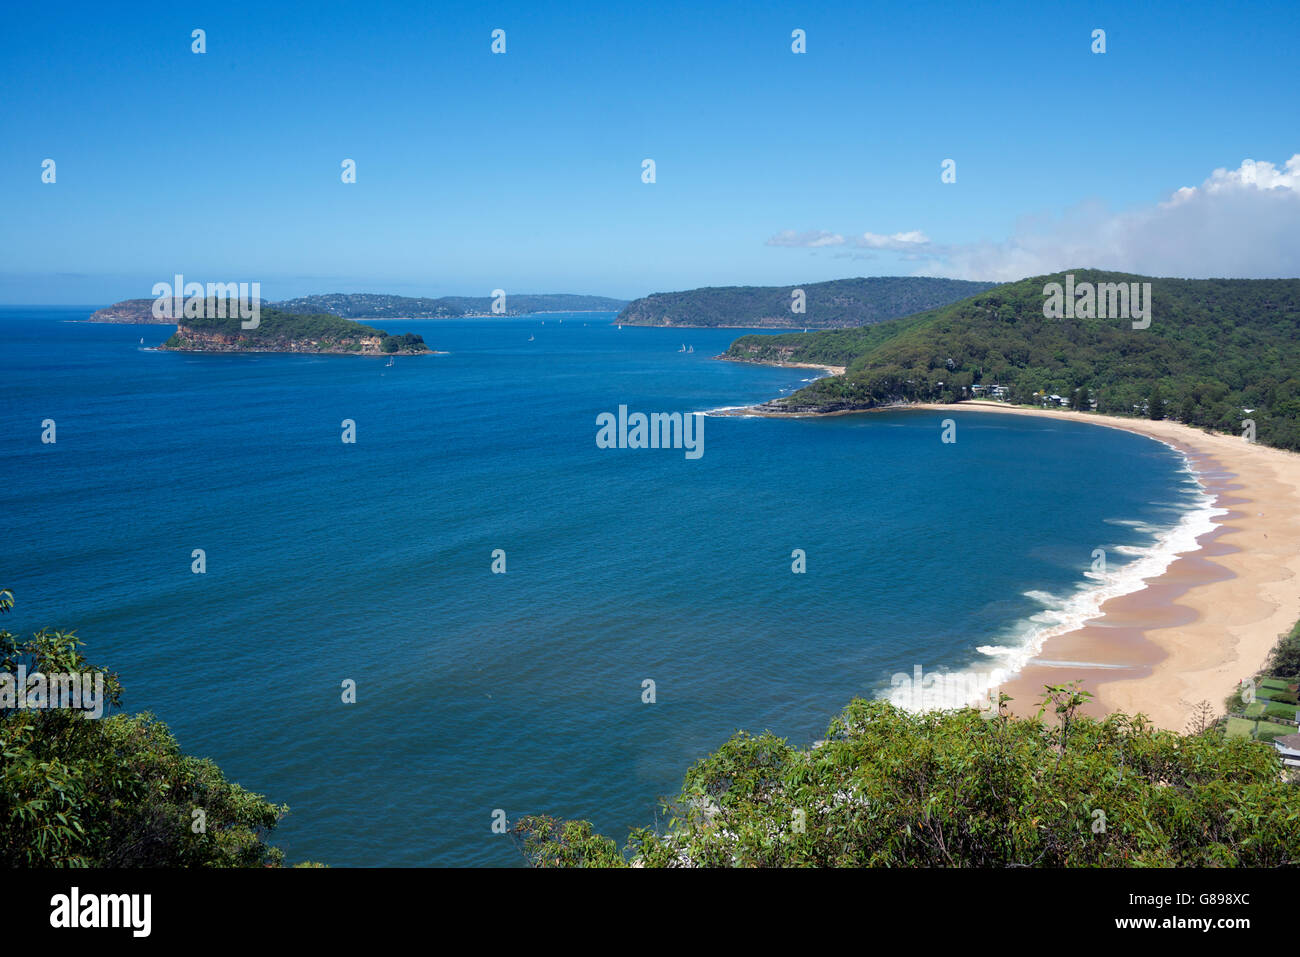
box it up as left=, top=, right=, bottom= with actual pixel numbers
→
left=1272, top=733, right=1300, bottom=768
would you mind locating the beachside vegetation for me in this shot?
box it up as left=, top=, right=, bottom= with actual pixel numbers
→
left=1267, top=618, right=1300, bottom=679
left=1223, top=618, right=1300, bottom=743
left=514, top=685, right=1300, bottom=867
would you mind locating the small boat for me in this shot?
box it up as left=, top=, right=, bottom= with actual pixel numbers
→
left=687, top=345, right=694, bottom=353
left=618, top=325, right=622, bottom=330
left=528, top=334, right=535, bottom=341
left=386, top=357, right=394, bottom=367
left=679, top=344, right=686, bottom=353
left=139, top=337, right=144, bottom=344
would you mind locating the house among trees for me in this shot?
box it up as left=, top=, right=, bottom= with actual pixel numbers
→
left=1272, top=732, right=1300, bottom=768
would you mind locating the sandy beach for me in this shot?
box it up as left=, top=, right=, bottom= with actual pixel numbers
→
left=729, top=393, right=1300, bottom=730
left=888, top=403, right=1300, bottom=729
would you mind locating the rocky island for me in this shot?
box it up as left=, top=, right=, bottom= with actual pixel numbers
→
left=159, top=308, right=433, bottom=355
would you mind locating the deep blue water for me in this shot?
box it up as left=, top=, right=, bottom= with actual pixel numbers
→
left=0, top=307, right=1204, bottom=866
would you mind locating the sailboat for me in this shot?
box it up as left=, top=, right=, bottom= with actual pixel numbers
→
left=139, top=337, right=144, bottom=344
left=528, top=334, right=535, bottom=341
left=678, top=344, right=686, bottom=353
left=687, top=345, right=694, bottom=353
left=386, top=357, right=395, bottom=367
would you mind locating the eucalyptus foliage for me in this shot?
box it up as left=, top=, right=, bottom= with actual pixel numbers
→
left=0, top=590, right=291, bottom=867
left=516, top=689, right=1300, bottom=867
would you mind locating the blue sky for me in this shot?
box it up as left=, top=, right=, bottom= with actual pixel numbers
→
left=2, top=0, right=1297, bottom=303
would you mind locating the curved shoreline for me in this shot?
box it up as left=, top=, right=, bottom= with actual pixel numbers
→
left=714, top=372, right=1300, bottom=729
left=931, top=404, right=1300, bottom=730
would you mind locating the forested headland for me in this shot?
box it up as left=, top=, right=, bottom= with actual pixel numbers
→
left=726, top=271, right=1300, bottom=450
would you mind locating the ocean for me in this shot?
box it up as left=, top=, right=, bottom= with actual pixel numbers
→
left=0, top=307, right=1213, bottom=866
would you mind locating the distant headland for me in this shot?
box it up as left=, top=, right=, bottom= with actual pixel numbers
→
left=87, top=292, right=628, bottom=324
left=616, top=277, right=996, bottom=328
left=721, top=270, right=1300, bottom=451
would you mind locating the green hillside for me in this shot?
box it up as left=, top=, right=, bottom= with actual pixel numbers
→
left=727, top=271, right=1300, bottom=450
left=616, top=276, right=997, bottom=328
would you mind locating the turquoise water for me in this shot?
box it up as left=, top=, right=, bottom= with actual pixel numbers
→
left=0, top=308, right=1207, bottom=866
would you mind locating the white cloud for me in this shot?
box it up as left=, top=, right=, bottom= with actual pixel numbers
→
left=1178, top=155, right=1300, bottom=197
left=765, top=156, right=1300, bottom=281
left=908, top=155, right=1300, bottom=281
left=855, top=230, right=931, bottom=249
left=765, top=229, right=845, bottom=247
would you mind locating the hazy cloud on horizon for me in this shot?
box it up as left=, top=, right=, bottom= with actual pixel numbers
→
left=768, top=155, right=1300, bottom=282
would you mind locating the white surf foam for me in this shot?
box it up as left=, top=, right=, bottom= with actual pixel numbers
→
left=889, top=445, right=1227, bottom=713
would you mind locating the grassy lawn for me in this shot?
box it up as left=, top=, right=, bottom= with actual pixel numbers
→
left=1245, top=702, right=1266, bottom=718
left=1226, top=718, right=1256, bottom=739
left=1224, top=717, right=1294, bottom=743
left=1255, top=722, right=1295, bottom=743
left=1263, top=701, right=1299, bottom=720
left=1260, top=678, right=1292, bottom=691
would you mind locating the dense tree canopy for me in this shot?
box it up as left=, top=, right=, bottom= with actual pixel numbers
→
left=0, top=590, right=293, bottom=867
left=618, top=277, right=996, bottom=328
left=728, top=271, right=1300, bottom=450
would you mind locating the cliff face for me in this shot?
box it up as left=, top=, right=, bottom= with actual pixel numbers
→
left=161, top=325, right=413, bottom=355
